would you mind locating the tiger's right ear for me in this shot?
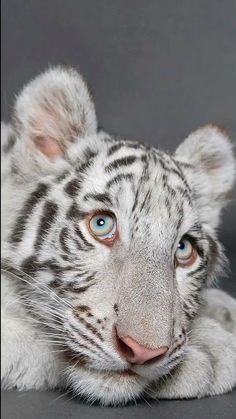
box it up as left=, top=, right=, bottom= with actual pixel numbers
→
left=13, top=66, right=97, bottom=160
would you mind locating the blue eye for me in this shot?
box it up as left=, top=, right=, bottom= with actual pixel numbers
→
left=89, top=213, right=116, bottom=238
left=176, top=238, right=193, bottom=261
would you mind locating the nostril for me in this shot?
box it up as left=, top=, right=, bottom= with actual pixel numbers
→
left=116, top=334, right=135, bottom=359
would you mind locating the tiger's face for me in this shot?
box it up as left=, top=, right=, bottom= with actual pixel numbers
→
left=2, top=67, right=234, bottom=405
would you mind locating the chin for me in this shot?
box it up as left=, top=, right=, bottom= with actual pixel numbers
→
left=66, top=367, right=148, bottom=406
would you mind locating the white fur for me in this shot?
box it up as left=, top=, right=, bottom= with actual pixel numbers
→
left=1, top=67, right=236, bottom=405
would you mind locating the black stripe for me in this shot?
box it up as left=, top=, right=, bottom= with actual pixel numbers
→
left=83, top=193, right=112, bottom=205
left=190, top=223, right=203, bottom=235
left=44, top=259, right=75, bottom=273
left=159, top=157, right=192, bottom=194
left=131, top=174, right=145, bottom=213
left=69, top=324, right=110, bottom=358
left=131, top=188, right=140, bottom=213
left=178, top=161, right=193, bottom=170
left=75, top=151, right=97, bottom=176
left=49, top=278, right=93, bottom=294
left=73, top=237, right=87, bottom=251
left=50, top=278, right=63, bottom=288
left=1, top=259, right=25, bottom=280
left=2, top=257, right=39, bottom=282
left=3, top=133, right=16, bottom=153
left=21, top=255, right=39, bottom=277
left=190, top=238, right=205, bottom=259
left=183, top=302, right=197, bottom=320
left=63, top=281, right=94, bottom=293
left=70, top=284, right=93, bottom=293
left=64, top=178, right=81, bottom=197
left=165, top=183, right=177, bottom=198
left=74, top=270, right=90, bottom=279
left=9, top=183, right=49, bottom=245
left=34, top=201, right=58, bottom=251
left=158, top=157, right=171, bottom=173
left=107, top=142, right=125, bottom=156
left=106, top=173, right=134, bottom=189
left=77, top=316, right=104, bottom=342
left=187, top=263, right=206, bottom=278
left=74, top=225, right=94, bottom=249
left=174, top=160, right=192, bottom=193
left=66, top=202, right=88, bottom=220
left=56, top=171, right=70, bottom=182
left=176, top=186, right=192, bottom=205
left=207, top=234, right=219, bottom=262
left=83, top=148, right=97, bottom=161
left=59, top=227, right=70, bottom=253
left=105, top=156, right=137, bottom=172
left=64, top=351, right=89, bottom=368
left=126, top=142, right=146, bottom=150
left=139, top=190, right=151, bottom=212
left=101, top=135, right=112, bottom=144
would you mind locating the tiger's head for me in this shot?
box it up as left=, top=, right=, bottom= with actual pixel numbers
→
left=2, top=67, right=235, bottom=405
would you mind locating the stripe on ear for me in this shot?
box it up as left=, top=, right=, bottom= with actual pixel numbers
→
left=13, top=66, right=97, bottom=159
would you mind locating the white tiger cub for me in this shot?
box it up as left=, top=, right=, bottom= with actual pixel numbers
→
left=1, top=66, right=236, bottom=405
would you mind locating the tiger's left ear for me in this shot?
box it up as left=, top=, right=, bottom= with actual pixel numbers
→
left=175, top=125, right=235, bottom=228
left=13, top=66, right=97, bottom=160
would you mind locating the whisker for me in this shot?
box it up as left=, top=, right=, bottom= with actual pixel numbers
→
left=51, top=388, right=73, bottom=404
left=1, top=266, right=72, bottom=310
left=139, top=393, right=152, bottom=408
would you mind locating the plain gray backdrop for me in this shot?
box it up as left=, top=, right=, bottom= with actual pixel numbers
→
left=1, top=1, right=236, bottom=418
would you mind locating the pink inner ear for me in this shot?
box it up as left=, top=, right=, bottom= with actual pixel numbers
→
left=36, top=137, right=64, bottom=159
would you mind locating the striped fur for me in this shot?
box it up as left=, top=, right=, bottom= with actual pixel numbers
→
left=1, top=67, right=236, bottom=405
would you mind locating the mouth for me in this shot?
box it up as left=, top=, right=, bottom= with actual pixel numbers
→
left=63, top=337, right=186, bottom=385
left=63, top=348, right=141, bottom=379
left=66, top=362, right=146, bottom=406
left=88, top=367, right=140, bottom=381
left=113, top=369, right=139, bottom=378
left=63, top=336, right=186, bottom=406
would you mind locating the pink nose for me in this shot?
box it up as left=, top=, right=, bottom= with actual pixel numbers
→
left=116, top=333, right=168, bottom=365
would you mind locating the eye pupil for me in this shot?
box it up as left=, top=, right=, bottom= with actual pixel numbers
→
left=97, top=218, right=105, bottom=227
left=178, top=241, right=185, bottom=250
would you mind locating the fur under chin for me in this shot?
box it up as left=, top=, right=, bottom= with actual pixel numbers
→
left=66, top=368, right=146, bottom=406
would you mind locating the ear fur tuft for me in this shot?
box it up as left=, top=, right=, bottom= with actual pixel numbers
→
left=175, top=125, right=235, bottom=227
left=13, top=66, right=97, bottom=159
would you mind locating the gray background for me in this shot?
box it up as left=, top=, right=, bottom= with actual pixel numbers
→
left=1, top=1, right=236, bottom=418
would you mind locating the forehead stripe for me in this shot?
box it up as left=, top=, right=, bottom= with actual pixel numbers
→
left=107, top=142, right=125, bottom=156
left=83, top=193, right=112, bottom=205
left=9, top=183, right=49, bottom=245
left=74, top=225, right=94, bottom=249
left=105, top=156, right=137, bottom=172
left=34, top=201, right=58, bottom=251
left=106, top=173, right=134, bottom=189
left=64, top=178, right=81, bottom=197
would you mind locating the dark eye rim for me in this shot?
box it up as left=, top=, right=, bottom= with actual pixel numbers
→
left=85, top=210, right=118, bottom=246
left=184, top=234, right=204, bottom=258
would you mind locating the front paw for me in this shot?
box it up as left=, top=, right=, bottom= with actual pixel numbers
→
left=150, top=346, right=215, bottom=399
left=148, top=318, right=236, bottom=400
